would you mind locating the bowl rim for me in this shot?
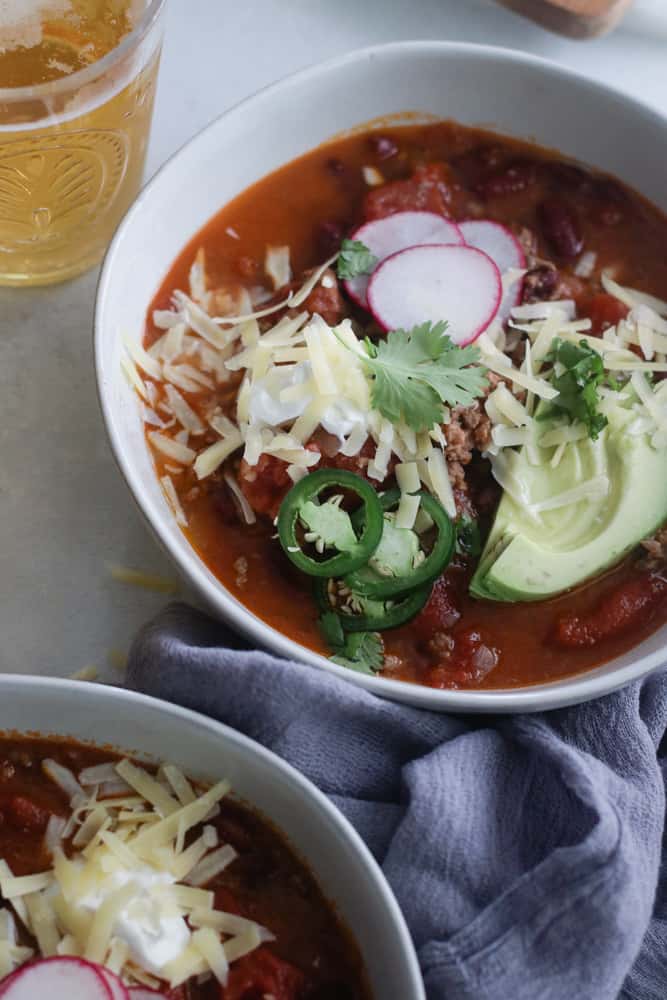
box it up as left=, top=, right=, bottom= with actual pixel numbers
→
left=0, top=673, right=425, bottom=999
left=95, top=38, right=667, bottom=713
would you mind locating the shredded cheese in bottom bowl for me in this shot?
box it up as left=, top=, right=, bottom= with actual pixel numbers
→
left=0, top=758, right=273, bottom=992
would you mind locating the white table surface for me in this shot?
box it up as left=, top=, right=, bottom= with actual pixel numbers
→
left=1, top=0, right=666, bottom=681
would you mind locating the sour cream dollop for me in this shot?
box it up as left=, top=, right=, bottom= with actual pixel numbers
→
left=248, top=362, right=366, bottom=445
left=80, top=864, right=188, bottom=975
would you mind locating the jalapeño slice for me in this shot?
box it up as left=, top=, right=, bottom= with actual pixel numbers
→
left=277, top=469, right=383, bottom=578
left=345, top=489, right=455, bottom=599
left=314, top=578, right=431, bottom=632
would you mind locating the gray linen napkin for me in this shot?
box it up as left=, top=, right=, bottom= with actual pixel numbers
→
left=127, top=602, right=667, bottom=1000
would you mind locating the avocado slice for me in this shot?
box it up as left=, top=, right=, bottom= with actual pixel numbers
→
left=471, top=393, right=667, bottom=602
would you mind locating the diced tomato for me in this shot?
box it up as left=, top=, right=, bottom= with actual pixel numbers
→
left=6, top=796, right=50, bottom=832
left=554, top=572, right=667, bottom=648
left=222, top=947, right=306, bottom=1000
left=425, top=627, right=498, bottom=689
left=322, top=437, right=396, bottom=485
left=238, top=454, right=293, bottom=519
left=584, top=293, right=630, bottom=335
left=238, top=448, right=320, bottom=520
left=302, top=272, right=346, bottom=327
left=363, top=163, right=454, bottom=220
left=413, top=575, right=462, bottom=640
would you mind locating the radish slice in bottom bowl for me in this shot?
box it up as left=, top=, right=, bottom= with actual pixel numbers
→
left=99, top=969, right=130, bottom=1000
left=0, top=958, right=113, bottom=999
left=459, top=220, right=526, bottom=322
left=344, top=210, right=464, bottom=308
left=367, top=243, right=502, bottom=345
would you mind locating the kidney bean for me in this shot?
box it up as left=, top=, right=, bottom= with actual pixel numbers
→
left=316, top=219, right=346, bottom=257
left=368, top=134, right=398, bottom=160
left=538, top=198, right=584, bottom=259
left=521, top=264, right=559, bottom=303
left=475, top=160, right=537, bottom=199
left=7, top=796, right=50, bottom=832
left=592, top=179, right=627, bottom=226
left=209, top=475, right=242, bottom=525
left=549, top=162, right=594, bottom=194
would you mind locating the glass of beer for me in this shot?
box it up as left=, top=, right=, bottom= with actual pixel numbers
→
left=0, top=0, right=166, bottom=286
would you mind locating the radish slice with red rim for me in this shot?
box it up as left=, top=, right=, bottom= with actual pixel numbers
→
left=367, top=243, right=502, bottom=346
left=344, top=211, right=464, bottom=308
left=128, top=990, right=169, bottom=998
left=459, top=220, right=526, bottom=322
left=0, top=958, right=113, bottom=999
left=99, top=969, right=130, bottom=1000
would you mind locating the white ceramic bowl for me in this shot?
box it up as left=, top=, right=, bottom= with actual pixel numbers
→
left=96, top=40, right=667, bottom=713
left=0, top=675, right=424, bottom=999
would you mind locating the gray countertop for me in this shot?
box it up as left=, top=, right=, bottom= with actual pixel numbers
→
left=1, top=0, right=666, bottom=680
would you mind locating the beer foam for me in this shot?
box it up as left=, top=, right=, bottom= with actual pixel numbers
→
left=0, top=0, right=72, bottom=54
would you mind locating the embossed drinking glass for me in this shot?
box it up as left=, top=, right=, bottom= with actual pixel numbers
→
left=0, top=0, right=166, bottom=286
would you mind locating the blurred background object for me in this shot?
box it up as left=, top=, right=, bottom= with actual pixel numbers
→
left=492, top=0, right=667, bottom=37
left=493, top=0, right=632, bottom=38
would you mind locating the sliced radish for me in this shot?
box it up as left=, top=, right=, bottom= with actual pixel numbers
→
left=128, top=990, right=168, bottom=998
left=99, top=969, right=130, bottom=1000
left=367, top=243, right=502, bottom=345
left=344, top=211, right=464, bottom=308
left=459, top=220, right=526, bottom=322
left=0, top=958, right=113, bottom=999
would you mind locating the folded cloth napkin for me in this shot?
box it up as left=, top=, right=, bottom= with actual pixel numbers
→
left=127, top=602, right=667, bottom=1000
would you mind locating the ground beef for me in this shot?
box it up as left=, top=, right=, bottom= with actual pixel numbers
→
left=444, top=401, right=493, bottom=468
left=642, top=526, right=667, bottom=565
left=427, top=632, right=456, bottom=659
left=522, top=264, right=560, bottom=303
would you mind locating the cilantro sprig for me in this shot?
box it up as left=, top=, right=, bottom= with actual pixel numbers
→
left=544, top=338, right=608, bottom=440
left=455, top=516, right=482, bottom=558
left=318, top=612, right=384, bottom=675
left=349, top=320, right=488, bottom=433
left=336, top=239, right=378, bottom=280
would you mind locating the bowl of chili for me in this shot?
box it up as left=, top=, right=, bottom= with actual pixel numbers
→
left=96, top=41, right=667, bottom=711
left=0, top=675, right=424, bottom=999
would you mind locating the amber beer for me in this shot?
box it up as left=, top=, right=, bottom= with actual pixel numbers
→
left=0, top=0, right=165, bottom=285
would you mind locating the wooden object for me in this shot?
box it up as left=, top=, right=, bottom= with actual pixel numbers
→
left=493, top=0, right=634, bottom=38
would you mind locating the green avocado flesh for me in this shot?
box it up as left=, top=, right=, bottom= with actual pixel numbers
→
left=470, top=394, right=667, bottom=602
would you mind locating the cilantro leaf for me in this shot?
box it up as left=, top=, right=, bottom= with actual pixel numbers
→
left=318, top=611, right=346, bottom=649
left=455, top=516, right=482, bottom=558
left=336, top=239, right=378, bottom=280
left=330, top=631, right=384, bottom=675
left=358, top=321, right=488, bottom=432
left=545, top=338, right=609, bottom=440
left=318, top=614, right=384, bottom=675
